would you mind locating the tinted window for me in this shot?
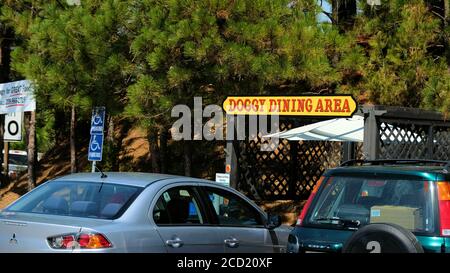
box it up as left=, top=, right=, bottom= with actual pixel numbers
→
left=9, top=154, right=27, bottom=165
left=153, top=187, right=204, bottom=225
left=6, top=181, right=142, bottom=219
left=203, top=187, right=263, bottom=227
left=308, top=177, right=435, bottom=233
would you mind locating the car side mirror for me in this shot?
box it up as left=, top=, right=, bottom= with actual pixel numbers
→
left=266, top=214, right=282, bottom=230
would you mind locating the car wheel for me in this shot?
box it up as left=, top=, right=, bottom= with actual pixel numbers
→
left=342, top=223, right=424, bottom=253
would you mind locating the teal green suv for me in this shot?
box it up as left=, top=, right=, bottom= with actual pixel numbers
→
left=287, top=160, right=450, bottom=253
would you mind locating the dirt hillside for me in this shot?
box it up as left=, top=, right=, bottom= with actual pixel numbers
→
left=0, top=127, right=149, bottom=209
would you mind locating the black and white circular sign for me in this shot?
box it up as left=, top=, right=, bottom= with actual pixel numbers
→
left=4, top=113, right=22, bottom=142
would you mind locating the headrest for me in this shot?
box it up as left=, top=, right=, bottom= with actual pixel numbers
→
left=43, top=196, right=69, bottom=214
left=101, top=203, right=122, bottom=218
left=71, top=201, right=97, bottom=217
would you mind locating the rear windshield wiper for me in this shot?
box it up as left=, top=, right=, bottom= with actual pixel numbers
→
left=314, top=217, right=361, bottom=228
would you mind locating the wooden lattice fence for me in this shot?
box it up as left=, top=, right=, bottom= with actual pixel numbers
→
left=236, top=118, right=364, bottom=200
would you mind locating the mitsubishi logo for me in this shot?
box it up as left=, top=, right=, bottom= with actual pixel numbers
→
left=9, top=233, right=17, bottom=245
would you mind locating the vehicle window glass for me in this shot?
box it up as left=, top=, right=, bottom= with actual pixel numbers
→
left=153, top=187, right=204, bottom=225
left=5, top=181, right=142, bottom=220
left=203, top=187, right=263, bottom=227
left=9, top=154, right=28, bottom=165
left=308, top=177, right=434, bottom=233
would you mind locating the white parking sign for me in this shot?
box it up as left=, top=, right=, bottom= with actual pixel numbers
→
left=4, top=112, right=23, bottom=142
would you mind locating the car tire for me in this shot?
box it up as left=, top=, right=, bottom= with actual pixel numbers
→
left=342, top=223, right=424, bottom=253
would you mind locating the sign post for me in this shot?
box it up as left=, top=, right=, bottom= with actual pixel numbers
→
left=0, top=81, right=35, bottom=182
left=88, top=107, right=105, bottom=172
left=3, top=112, right=24, bottom=176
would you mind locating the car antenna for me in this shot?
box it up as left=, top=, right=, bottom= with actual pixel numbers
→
left=95, top=166, right=108, bottom=179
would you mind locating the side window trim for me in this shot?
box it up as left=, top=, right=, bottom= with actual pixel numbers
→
left=196, top=186, right=220, bottom=225
left=199, top=186, right=266, bottom=229
left=150, top=184, right=213, bottom=227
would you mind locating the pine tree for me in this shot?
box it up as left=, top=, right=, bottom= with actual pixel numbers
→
left=125, top=0, right=342, bottom=175
left=1, top=0, right=131, bottom=173
left=335, top=0, right=450, bottom=114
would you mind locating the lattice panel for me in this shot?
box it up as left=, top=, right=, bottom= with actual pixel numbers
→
left=355, top=142, right=365, bottom=160
left=237, top=119, right=343, bottom=200
left=236, top=115, right=450, bottom=201
left=379, top=121, right=429, bottom=159
left=238, top=121, right=295, bottom=199
left=293, top=141, right=342, bottom=198
left=433, top=126, right=450, bottom=160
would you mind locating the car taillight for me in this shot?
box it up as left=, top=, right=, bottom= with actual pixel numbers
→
left=48, top=233, right=112, bottom=249
left=437, top=182, right=450, bottom=236
left=296, top=176, right=325, bottom=226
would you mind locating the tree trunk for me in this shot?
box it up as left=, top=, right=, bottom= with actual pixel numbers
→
left=184, top=141, right=192, bottom=176
left=70, top=105, right=77, bottom=173
left=445, top=0, right=449, bottom=26
left=107, top=115, right=114, bottom=143
left=332, top=0, right=357, bottom=31
left=0, top=26, right=12, bottom=176
left=26, top=111, right=36, bottom=191
left=106, top=115, right=118, bottom=170
left=159, top=128, right=168, bottom=173
left=148, top=129, right=160, bottom=173
left=54, top=109, right=66, bottom=145
left=0, top=26, right=12, bottom=84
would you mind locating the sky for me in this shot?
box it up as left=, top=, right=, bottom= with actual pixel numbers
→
left=317, top=0, right=332, bottom=23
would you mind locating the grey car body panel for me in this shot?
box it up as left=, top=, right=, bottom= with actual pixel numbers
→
left=0, top=172, right=291, bottom=253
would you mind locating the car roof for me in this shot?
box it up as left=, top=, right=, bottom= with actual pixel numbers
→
left=326, top=165, right=450, bottom=181
left=50, top=172, right=201, bottom=187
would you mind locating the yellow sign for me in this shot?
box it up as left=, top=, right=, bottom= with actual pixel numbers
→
left=223, top=95, right=357, bottom=116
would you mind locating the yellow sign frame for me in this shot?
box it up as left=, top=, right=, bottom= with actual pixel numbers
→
left=223, top=95, right=357, bottom=117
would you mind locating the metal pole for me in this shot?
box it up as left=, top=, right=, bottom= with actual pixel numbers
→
left=92, top=161, right=96, bottom=173
left=225, top=115, right=238, bottom=189
left=3, top=141, right=8, bottom=176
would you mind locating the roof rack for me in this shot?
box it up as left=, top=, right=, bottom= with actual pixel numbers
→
left=341, top=159, right=450, bottom=172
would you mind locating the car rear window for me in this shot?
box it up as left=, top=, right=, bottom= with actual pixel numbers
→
left=5, top=181, right=143, bottom=220
left=307, top=177, right=435, bottom=233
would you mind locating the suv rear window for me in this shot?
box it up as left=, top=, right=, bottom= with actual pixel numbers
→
left=307, top=177, right=435, bottom=233
left=5, top=181, right=142, bottom=219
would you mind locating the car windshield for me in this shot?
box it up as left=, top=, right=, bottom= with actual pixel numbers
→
left=308, top=176, right=435, bottom=233
left=5, top=181, right=143, bottom=220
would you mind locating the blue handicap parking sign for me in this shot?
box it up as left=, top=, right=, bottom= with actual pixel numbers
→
left=89, top=106, right=105, bottom=162
left=90, top=106, right=105, bottom=135
left=88, top=134, right=104, bottom=161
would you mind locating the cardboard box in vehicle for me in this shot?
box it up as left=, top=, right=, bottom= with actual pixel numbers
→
left=370, top=205, right=423, bottom=230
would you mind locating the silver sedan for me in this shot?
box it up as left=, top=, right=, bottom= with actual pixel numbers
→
left=0, top=172, right=291, bottom=253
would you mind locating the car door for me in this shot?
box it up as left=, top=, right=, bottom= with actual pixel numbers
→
left=199, top=186, right=279, bottom=253
left=151, top=184, right=224, bottom=253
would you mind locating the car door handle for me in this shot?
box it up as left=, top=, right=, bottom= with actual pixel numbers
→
left=224, top=238, right=240, bottom=248
left=166, top=237, right=184, bottom=248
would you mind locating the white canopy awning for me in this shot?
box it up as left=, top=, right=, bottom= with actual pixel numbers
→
left=264, top=116, right=424, bottom=143
left=264, top=115, right=364, bottom=142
